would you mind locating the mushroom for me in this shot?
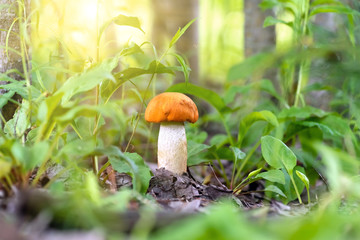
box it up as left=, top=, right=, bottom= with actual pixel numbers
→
left=145, top=92, right=198, bottom=174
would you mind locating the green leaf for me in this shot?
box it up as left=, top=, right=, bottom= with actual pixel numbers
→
left=170, top=53, right=191, bottom=84
left=121, top=43, right=144, bottom=56
left=57, top=56, right=119, bottom=103
left=238, top=111, right=278, bottom=145
left=11, top=141, right=49, bottom=172
left=264, top=185, right=287, bottom=198
left=278, top=106, right=328, bottom=119
left=230, top=146, right=246, bottom=161
left=259, top=0, right=279, bottom=10
left=0, top=80, right=41, bottom=99
left=169, top=19, right=196, bottom=48
left=257, top=169, right=285, bottom=184
left=310, top=5, right=360, bottom=17
left=55, top=105, right=99, bottom=125
left=261, top=135, right=297, bottom=172
left=103, top=146, right=150, bottom=193
left=4, top=100, right=30, bottom=138
left=166, top=83, right=231, bottom=114
left=209, top=134, right=229, bottom=148
left=188, top=140, right=210, bottom=158
left=248, top=168, right=262, bottom=178
left=263, top=16, right=293, bottom=28
left=310, top=0, right=344, bottom=7
left=295, top=170, right=309, bottom=189
left=320, top=115, right=350, bottom=136
left=113, top=14, right=145, bottom=33
left=37, top=93, right=64, bottom=122
left=279, top=167, right=306, bottom=203
left=187, top=140, right=211, bottom=166
left=0, top=90, right=14, bottom=108
left=56, top=138, right=97, bottom=160
left=101, top=60, right=174, bottom=103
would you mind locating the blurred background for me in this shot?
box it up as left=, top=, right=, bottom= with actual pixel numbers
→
left=31, top=0, right=245, bottom=87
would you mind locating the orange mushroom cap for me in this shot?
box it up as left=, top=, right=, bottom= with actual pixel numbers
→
left=145, top=92, right=198, bottom=123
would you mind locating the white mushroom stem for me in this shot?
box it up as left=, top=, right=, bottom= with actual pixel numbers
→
left=157, top=122, right=187, bottom=174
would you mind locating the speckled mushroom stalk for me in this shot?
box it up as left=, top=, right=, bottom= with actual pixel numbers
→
left=145, top=92, right=198, bottom=175
left=157, top=122, right=187, bottom=174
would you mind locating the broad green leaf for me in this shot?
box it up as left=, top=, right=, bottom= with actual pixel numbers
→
left=265, top=185, right=287, bottom=198
left=187, top=130, right=208, bottom=144
left=101, top=61, right=174, bottom=103
left=4, top=100, right=30, bottom=138
left=260, top=79, right=283, bottom=101
left=109, top=152, right=151, bottom=194
left=209, top=134, right=229, bottom=148
left=113, top=14, right=145, bottom=33
left=278, top=106, right=328, bottom=119
left=55, top=105, right=100, bottom=125
left=101, top=146, right=150, bottom=193
left=230, top=146, right=246, bottom=161
left=263, top=16, right=293, bottom=28
left=187, top=141, right=210, bottom=158
left=320, top=115, right=350, bottom=136
left=296, top=170, right=309, bottom=189
left=99, top=15, right=144, bottom=41
left=261, top=135, right=297, bottom=172
left=257, top=169, right=285, bottom=184
left=279, top=167, right=306, bottom=203
left=0, top=91, right=14, bottom=108
left=238, top=111, right=278, bottom=145
left=11, top=141, right=49, bottom=172
left=56, top=138, right=97, bottom=160
left=187, top=140, right=211, bottom=166
left=121, top=43, right=144, bottom=56
left=0, top=80, right=41, bottom=99
left=169, top=19, right=196, bottom=48
left=310, top=5, right=360, bottom=17
left=166, top=83, right=231, bottom=114
left=58, top=56, right=119, bottom=103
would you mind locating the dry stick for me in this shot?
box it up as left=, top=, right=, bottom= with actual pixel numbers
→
left=208, top=163, right=229, bottom=190
left=212, top=152, right=230, bottom=186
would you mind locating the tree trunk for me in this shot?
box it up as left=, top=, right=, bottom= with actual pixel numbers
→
left=0, top=0, right=30, bottom=122
left=244, top=0, right=275, bottom=57
left=151, top=0, right=199, bottom=83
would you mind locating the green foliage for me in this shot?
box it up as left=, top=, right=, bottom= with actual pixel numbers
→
left=1, top=0, right=360, bottom=238
left=0, top=7, right=191, bottom=195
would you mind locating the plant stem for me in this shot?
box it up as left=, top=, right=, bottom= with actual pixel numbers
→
left=92, top=0, right=101, bottom=174
left=294, top=62, right=304, bottom=107
left=290, top=173, right=303, bottom=204
left=233, top=139, right=261, bottom=184
left=125, top=72, right=156, bottom=152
